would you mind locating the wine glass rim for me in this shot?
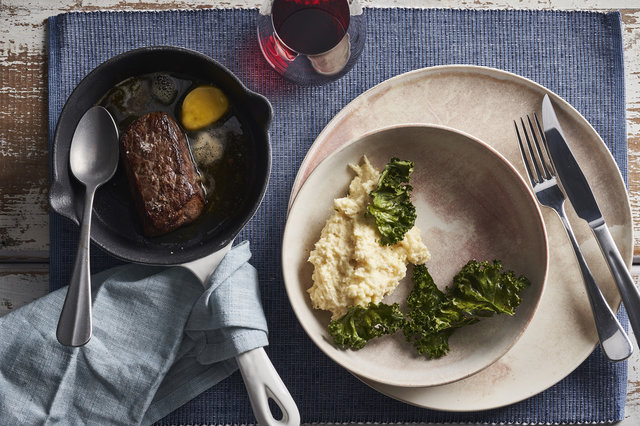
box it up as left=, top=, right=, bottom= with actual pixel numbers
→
left=270, top=0, right=352, bottom=56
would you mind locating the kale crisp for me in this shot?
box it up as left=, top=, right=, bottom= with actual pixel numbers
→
left=366, top=158, right=417, bottom=246
left=329, top=262, right=529, bottom=359
left=404, top=262, right=529, bottom=358
left=329, top=260, right=529, bottom=358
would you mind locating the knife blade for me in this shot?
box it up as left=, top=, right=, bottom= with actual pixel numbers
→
left=542, top=96, right=604, bottom=227
left=542, top=93, right=640, bottom=347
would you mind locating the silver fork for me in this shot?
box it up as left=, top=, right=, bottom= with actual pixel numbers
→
left=515, top=114, right=632, bottom=362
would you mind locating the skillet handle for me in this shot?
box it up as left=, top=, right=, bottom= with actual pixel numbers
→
left=246, top=92, right=273, bottom=129
left=236, top=347, right=300, bottom=426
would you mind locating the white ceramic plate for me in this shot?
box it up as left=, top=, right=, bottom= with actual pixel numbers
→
left=282, top=124, right=548, bottom=388
left=287, top=65, right=633, bottom=410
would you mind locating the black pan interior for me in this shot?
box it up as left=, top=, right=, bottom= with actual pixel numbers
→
left=50, top=46, right=272, bottom=264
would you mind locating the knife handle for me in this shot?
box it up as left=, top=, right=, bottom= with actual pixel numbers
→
left=558, top=213, right=632, bottom=361
left=592, top=223, right=640, bottom=346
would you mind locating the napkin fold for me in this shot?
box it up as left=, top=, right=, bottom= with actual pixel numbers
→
left=0, top=242, right=267, bottom=425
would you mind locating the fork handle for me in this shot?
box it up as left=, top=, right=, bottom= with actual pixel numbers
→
left=591, top=223, right=640, bottom=348
left=558, top=211, right=632, bottom=361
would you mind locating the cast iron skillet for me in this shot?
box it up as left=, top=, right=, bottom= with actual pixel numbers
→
left=50, top=46, right=300, bottom=426
left=50, top=46, right=272, bottom=264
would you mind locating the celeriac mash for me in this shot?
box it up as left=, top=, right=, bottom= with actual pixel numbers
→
left=308, top=157, right=430, bottom=319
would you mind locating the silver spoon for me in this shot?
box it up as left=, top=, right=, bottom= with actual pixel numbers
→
left=56, top=106, right=119, bottom=347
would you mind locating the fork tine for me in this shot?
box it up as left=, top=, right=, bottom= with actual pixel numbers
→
left=527, top=114, right=552, bottom=179
left=514, top=119, right=537, bottom=185
left=517, top=117, right=544, bottom=183
left=520, top=116, right=546, bottom=183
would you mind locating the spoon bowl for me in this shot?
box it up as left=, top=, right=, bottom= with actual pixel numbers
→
left=69, top=107, right=120, bottom=186
left=56, top=106, right=119, bottom=347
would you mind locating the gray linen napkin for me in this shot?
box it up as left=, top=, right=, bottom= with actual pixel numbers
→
left=0, top=241, right=268, bottom=425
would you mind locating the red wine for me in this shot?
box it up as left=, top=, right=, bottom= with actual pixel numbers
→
left=276, top=8, right=346, bottom=55
left=271, top=0, right=350, bottom=56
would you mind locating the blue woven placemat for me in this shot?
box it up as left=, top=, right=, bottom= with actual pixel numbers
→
left=48, top=8, right=629, bottom=425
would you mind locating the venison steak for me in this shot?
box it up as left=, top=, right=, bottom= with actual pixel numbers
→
left=120, top=111, right=205, bottom=236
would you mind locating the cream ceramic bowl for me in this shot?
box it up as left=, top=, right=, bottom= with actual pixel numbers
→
left=282, top=124, right=548, bottom=388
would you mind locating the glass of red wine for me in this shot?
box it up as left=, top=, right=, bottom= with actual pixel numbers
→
left=257, top=0, right=366, bottom=86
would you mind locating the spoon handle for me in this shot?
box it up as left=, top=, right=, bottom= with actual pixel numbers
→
left=56, top=186, right=95, bottom=347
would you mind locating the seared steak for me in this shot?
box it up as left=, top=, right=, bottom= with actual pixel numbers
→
left=120, top=111, right=205, bottom=236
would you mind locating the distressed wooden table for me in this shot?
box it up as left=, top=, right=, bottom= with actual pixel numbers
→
left=2, top=0, right=640, bottom=424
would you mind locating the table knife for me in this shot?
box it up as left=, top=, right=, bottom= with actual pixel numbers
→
left=542, top=94, right=640, bottom=345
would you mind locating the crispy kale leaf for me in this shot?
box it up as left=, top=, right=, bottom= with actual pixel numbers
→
left=328, top=302, right=405, bottom=350
left=366, top=158, right=416, bottom=246
left=327, top=262, right=529, bottom=359
left=403, top=262, right=529, bottom=358
left=403, top=265, right=478, bottom=358
left=449, top=260, right=530, bottom=316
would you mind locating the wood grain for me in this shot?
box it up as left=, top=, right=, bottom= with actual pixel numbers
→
left=0, top=268, right=48, bottom=317
left=0, top=47, right=48, bottom=261
left=622, top=9, right=640, bottom=258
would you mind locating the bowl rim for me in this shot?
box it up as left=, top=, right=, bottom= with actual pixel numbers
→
left=282, top=122, right=550, bottom=388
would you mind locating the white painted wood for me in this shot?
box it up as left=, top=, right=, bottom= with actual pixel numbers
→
left=0, top=270, right=48, bottom=317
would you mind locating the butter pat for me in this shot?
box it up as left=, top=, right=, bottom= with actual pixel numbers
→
left=308, top=156, right=430, bottom=319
